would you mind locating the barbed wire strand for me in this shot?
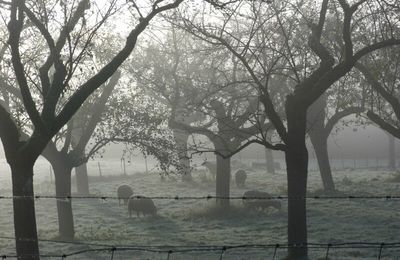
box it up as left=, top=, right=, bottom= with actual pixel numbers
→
left=2, top=234, right=400, bottom=250
left=1, top=242, right=400, bottom=259
left=2, top=233, right=400, bottom=250
left=0, top=195, right=399, bottom=200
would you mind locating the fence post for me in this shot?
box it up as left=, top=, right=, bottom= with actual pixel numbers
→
left=219, top=246, right=226, bottom=260
left=272, top=244, right=280, bottom=260
left=110, top=247, right=116, bottom=260
left=98, top=162, right=102, bottom=177
left=166, top=250, right=172, bottom=260
left=325, top=243, right=331, bottom=260
left=378, top=243, right=384, bottom=260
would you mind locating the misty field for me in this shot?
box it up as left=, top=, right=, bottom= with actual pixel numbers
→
left=0, top=158, right=399, bottom=259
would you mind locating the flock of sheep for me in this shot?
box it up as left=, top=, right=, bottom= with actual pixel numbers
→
left=201, top=161, right=247, bottom=187
left=117, top=184, right=157, bottom=217
left=116, top=162, right=281, bottom=217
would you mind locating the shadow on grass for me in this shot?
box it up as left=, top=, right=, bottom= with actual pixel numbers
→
left=183, top=203, right=284, bottom=222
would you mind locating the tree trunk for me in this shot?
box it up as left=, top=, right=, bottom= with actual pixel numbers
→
left=307, top=94, right=335, bottom=192
left=173, top=129, right=192, bottom=182
left=388, top=133, right=396, bottom=170
left=216, top=153, right=231, bottom=210
left=309, top=133, right=336, bottom=192
left=75, top=163, right=89, bottom=195
left=10, top=162, right=40, bottom=260
left=53, top=162, right=75, bottom=240
left=285, top=147, right=308, bottom=259
left=286, top=98, right=308, bottom=259
left=265, top=148, right=275, bottom=174
left=265, top=130, right=275, bottom=174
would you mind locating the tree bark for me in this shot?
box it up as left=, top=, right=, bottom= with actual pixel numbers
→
left=265, top=130, right=275, bottom=174
left=173, top=129, right=192, bottom=182
left=75, top=163, right=89, bottom=195
left=42, top=143, right=76, bottom=240
left=307, top=94, right=336, bottom=192
left=216, top=153, right=231, bottom=210
left=286, top=98, right=308, bottom=259
left=10, top=162, right=40, bottom=260
left=388, top=133, right=396, bottom=170
left=286, top=147, right=308, bottom=259
left=265, top=148, right=275, bottom=174
left=53, top=161, right=75, bottom=240
left=309, top=133, right=335, bottom=192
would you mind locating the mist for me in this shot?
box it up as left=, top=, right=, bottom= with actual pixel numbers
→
left=1, top=0, right=400, bottom=259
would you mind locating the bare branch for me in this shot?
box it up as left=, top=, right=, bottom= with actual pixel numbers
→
left=55, top=0, right=184, bottom=134
left=61, top=119, right=74, bottom=154
left=214, top=138, right=286, bottom=159
left=0, top=103, right=20, bottom=153
left=356, top=62, right=400, bottom=120
left=324, top=106, right=364, bottom=136
left=367, top=110, right=400, bottom=140
left=74, top=70, right=121, bottom=154
left=354, top=38, right=400, bottom=61
left=41, top=0, right=91, bottom=122
left=8, top=0, right=46, bottom=133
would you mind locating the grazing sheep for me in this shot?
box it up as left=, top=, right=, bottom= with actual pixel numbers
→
left=235, top=169, right=247, bottom=188
left=128, top=196, right=157, bottom=217
left=117, top=184, right=133, bottom=206
left=201, top=161, right=216, bottom=179
left=242, top=190, right=281, bottom=211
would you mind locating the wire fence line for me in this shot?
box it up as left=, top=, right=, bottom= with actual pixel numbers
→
left=1, top=235, right=398, bottom=250
left=0, top=195, right=399, bottom=258
left=1, top=239, right=400, bottom=260
left=0, top=195, right=399, bottom=200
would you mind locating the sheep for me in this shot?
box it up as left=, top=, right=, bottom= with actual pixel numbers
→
left=128, top=196, right=157, bottom=217
left=201, top=161, right=216, bottom=179
left=235, top=169, right=247, bottom=188
left=117, top=184, right=133, bottom=206
left=242, top=190, right=281, bottom=211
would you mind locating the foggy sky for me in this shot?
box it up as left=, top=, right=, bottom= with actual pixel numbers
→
left=0, top=124, right=395, bottom=161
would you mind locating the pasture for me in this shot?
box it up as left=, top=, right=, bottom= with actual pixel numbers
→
left=0, top=158, right=399, bottom=259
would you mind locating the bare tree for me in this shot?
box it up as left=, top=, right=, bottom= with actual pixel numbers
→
left=172, top=96, right=267, bottom=210
left=0, top=0, right=183, bottom=258
left=307, top=75, right=364, bottom=192
left=178, top=0, right=400, bottom=258
left=130, top=28, right=208, bottom=181
left=356, top=46, right=400, bottom=149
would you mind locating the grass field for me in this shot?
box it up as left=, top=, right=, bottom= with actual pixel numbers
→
left=0, top=158, right=399, bottom=259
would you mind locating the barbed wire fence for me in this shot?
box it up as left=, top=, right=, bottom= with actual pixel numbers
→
left=0, top=195, right=399, bottom=259
left=0, top=236, right=399, bottom=260
left=0, top=195, right=400, bottom=200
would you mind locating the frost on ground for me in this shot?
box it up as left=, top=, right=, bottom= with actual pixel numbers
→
left=0, top=158, right=399, bottom=259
